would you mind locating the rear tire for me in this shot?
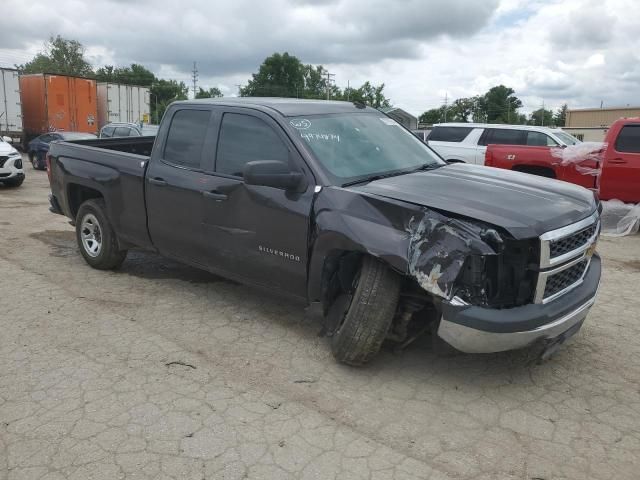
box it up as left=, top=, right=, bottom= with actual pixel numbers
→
left=331, top=256, right=401, bottom=366
left=76, top=199, right=127, bottom=270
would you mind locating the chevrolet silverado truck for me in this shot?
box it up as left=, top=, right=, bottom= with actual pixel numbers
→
left=47, top=98, right=602, bottom=365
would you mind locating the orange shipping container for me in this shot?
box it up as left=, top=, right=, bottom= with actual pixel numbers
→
left=20, top=74, right=98, bottom=138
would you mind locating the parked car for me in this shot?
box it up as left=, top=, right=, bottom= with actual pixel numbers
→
left=99, top=122, right=159, bottom=138
left=47, top=98, right=601, bottom=365
left=484, top=118, right=640, bottom=203
left=0, top=135, right=24, bottom=187
left=428, top=123, right=580, bottom=164
left=28, top=132, right=97, bottom=170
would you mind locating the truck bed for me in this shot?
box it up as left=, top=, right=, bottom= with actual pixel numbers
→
left=48, top=136, right=155, bottom=250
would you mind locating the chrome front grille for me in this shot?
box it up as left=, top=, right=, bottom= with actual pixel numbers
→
left=535, top=212, right=599, bottom=304
left=549, top=223, right=597, bottom=258
left=543, top=259, right=588, bottom=298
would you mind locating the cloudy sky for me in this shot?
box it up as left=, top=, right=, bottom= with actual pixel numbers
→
left=1, top=0, right=638, bottom=116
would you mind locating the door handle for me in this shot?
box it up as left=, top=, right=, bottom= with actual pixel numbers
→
left=609, top=158, right=627, bottom=164
left=149, top=177, right=167, bottom=186
left=202, top=190, right=228, bottom=201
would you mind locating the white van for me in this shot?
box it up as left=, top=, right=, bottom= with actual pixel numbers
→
left=427, top=123, right=580, bottom=164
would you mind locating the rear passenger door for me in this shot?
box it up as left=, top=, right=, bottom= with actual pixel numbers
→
left=600, top=124, right=640, bottom=202
left=146, top=107, right=216, bottom=263
left=199, top=108, right=314, bottom=298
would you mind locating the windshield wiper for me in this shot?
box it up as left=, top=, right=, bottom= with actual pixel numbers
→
left=341, top=163, right=444, bottom=187
left=342, top=170, right=410, bottom=187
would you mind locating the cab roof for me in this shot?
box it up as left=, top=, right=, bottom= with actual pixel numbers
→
left=179, top=97, right=379, bottom=117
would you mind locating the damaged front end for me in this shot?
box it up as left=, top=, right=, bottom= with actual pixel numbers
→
left=407, top=209, right=538, bottom=309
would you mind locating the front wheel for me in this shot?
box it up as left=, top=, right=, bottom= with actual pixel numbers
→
left=75, top=199, right=127, bottom=269
left=331, top=256, right=401, bottom=366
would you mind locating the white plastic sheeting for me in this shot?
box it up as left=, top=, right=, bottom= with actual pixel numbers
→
left=550, top=142, right=606, bottom=176
left=600, top=200, right=640, bottom=237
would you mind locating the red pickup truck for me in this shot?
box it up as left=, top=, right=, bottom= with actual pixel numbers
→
left=485, top=118, right=640, bottom=203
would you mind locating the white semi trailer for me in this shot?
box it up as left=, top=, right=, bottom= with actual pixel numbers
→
left=97, top=82, right=151, bottom=128
left=0, top=68, right=23, bottom=143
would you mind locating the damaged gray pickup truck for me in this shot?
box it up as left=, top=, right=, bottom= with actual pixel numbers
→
left=47, top=98, right=601, bottom=365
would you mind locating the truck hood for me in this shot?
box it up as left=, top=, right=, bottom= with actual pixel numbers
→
left=348, top=163, right=597, bottom=239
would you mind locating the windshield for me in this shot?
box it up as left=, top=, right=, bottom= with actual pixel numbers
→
left=553, top=130, right=581, bottom=145
left=290, top=113, right=443, bottom=185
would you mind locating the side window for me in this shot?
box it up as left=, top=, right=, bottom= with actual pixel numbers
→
left=216, top=113, right=288, bottom=177
left=163, top=109, right=211, bottom=169
left=481, top=128, right=526, bottom=146
left=428, top=126, right=473, bottom=142
left=40, top=134, right=53, bottom=143
left=101, top=126, right=115, bottom=138
left=615, top=125, right=640, bottom=153
left=527, top=131, right=558, bottom=146
left=114, top=126, right=131, bottom=137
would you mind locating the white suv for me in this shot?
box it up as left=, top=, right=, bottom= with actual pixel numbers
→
left=427, top=123, right=580, bottom=164
left=0, top=136, right=24, bottom=187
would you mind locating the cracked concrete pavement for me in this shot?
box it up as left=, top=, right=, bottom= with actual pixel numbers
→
left=1, top=164, right=639, bottom=479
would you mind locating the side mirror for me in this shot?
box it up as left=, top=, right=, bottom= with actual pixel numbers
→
left=1, top=136, right=12, bottom=143
left=243, top=160, right=306, bottom=191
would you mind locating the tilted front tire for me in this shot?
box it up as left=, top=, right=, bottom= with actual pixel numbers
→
left=75, top=199, right=127, bottom=270
left=331, top=256, right=401, bottom=366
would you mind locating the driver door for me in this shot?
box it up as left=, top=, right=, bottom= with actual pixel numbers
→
left=200, top=108, right=315, bottom=298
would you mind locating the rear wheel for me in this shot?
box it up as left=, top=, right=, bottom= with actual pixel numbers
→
left=75, top=199, right=127, bottom=269
left=331, top=256, right=401, bottom=366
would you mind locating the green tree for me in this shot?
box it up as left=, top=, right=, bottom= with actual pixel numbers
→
left=345, top=81, right=391, bottom=108
left=18, top=35, right=94, bottom=77
left=150, top=79, right=189, bottom=123
left=195, top=87, right=223, bottom=99
left=241, top=52, right=304, bottom=97
left=482, top=85, right=522, bottom=123
left=419, top=107, right=444, bottom=125
left=95, top=63, right=155, bottom=86
left=529, top=108, right=554, bottom=126
left=553, top=103, right=568, bottom=127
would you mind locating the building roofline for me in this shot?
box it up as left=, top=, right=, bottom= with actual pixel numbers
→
left=568, top=106, right=640, bottom=113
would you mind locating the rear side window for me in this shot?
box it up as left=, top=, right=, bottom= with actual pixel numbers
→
left=428, top=126, right=473, bottom=142
left=114, top=127, right=131, bottom=137
left=479, top=128, right=526, bottom=146
left=101, top=126, right=115, bottom=138
left=526, top=131, right=558, bottom=146
left=216, top=113, right=288, bottom=177
left=163, top=109, right=211, bottom=169
left=615, top=125, right=640, bottom=153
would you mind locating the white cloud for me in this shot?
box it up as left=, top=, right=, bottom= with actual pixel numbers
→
left=0, top=0, right=638, bottom=116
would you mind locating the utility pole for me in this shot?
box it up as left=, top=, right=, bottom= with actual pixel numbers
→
left=443, top=92, right=448, bottom=123
left=325, top=71, right=335, bottom=100
left=347, top=80, right=350, bottom=101
left=541, top=99, right=545, bottom=126
left=191, top=62, right=198, bottom=98
left=235, top=84, right=242, bottom=96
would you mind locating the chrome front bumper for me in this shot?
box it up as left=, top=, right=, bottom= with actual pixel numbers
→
left=438, top=295, right=595, bottom=353
left=437, top=254, right=601, bottom=354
